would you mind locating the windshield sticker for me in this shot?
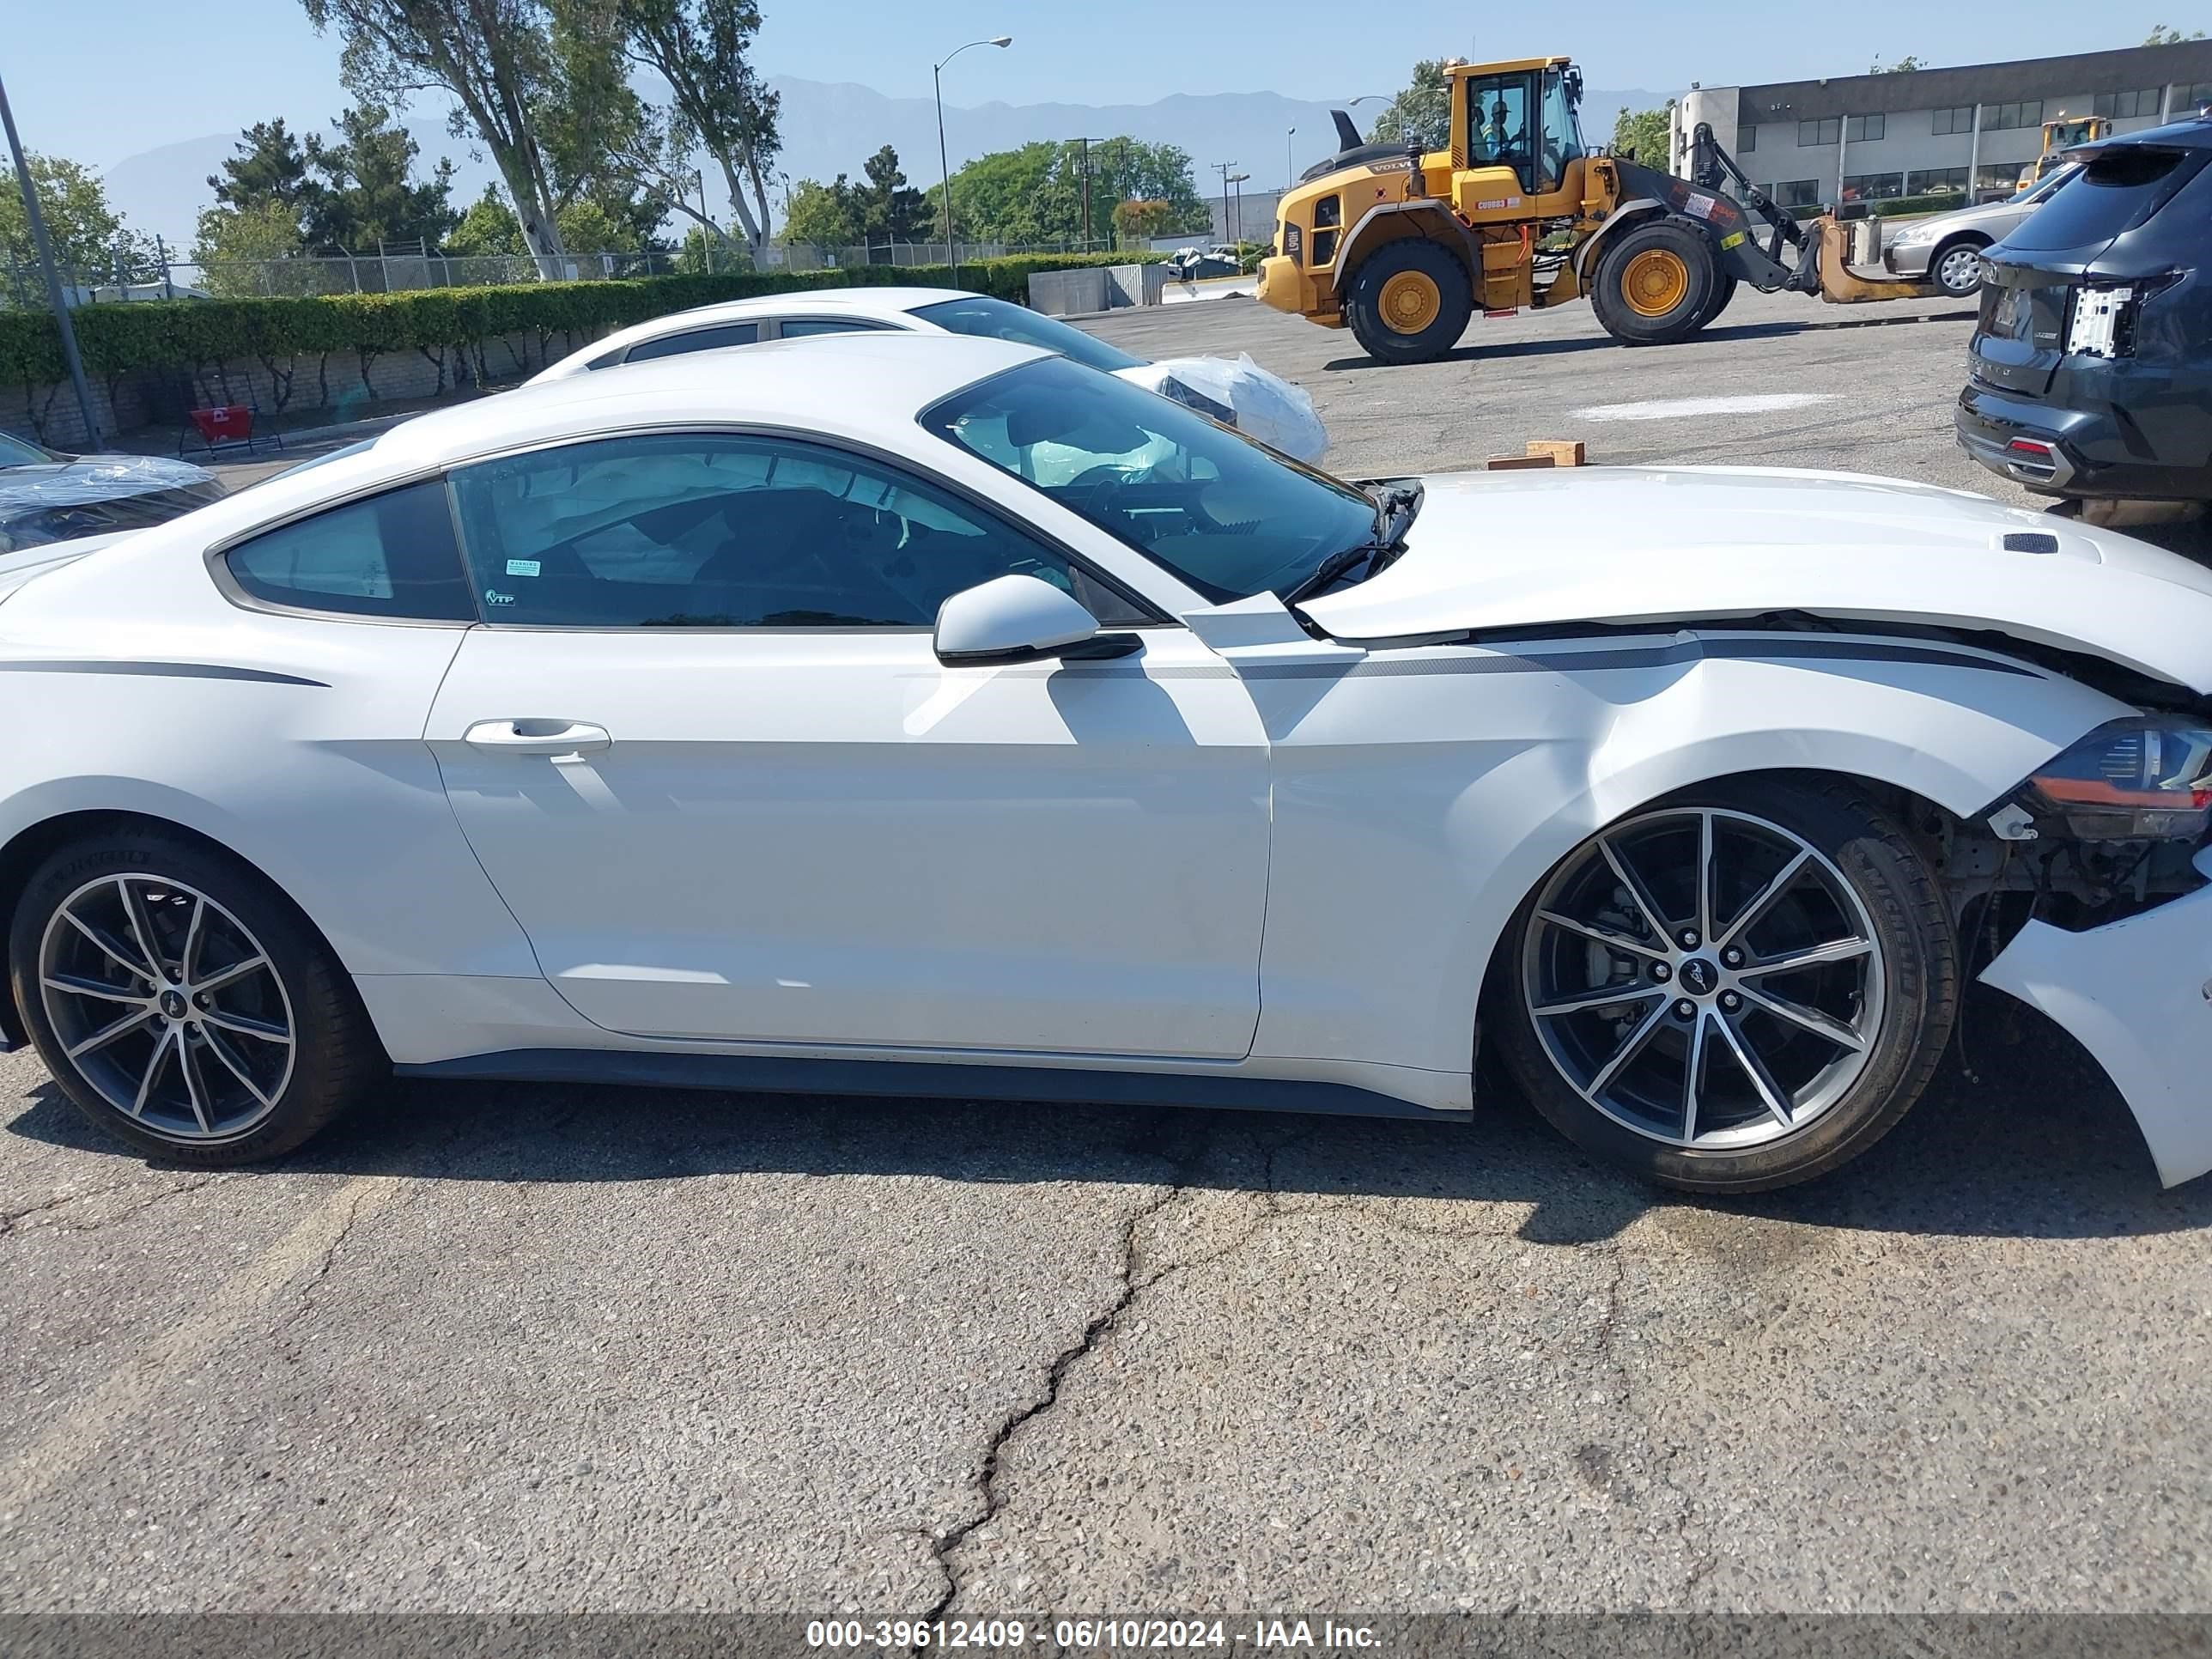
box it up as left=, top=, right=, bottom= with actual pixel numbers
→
left=505, top=559, right=542, bottom=577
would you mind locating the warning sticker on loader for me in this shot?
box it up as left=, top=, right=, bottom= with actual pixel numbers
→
left=1720, top=230, right=1747, bottom=250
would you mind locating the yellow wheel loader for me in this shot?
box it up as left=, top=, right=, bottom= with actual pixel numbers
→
left=2016, top=113, right=2112, bottom=191
left=1256, top=56, right=1936, bottom=364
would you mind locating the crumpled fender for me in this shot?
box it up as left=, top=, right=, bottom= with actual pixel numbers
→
left=1980, top=846, right=2212, bottom=1187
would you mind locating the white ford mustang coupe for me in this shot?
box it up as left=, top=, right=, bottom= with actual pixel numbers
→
left=3, top=335, right=2209, bottom=1192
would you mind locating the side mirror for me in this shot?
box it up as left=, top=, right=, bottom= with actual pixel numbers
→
left=934, top=574, right=1115, bottom=665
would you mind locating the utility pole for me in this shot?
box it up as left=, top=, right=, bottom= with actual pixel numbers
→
left=1285, top=127, right=1297, bottom=192
left=1227, top=173, right=1250, bottom=244
left=1212, top=161, right=1237, bottom=247
left=0, top=64, right=101, bottom=448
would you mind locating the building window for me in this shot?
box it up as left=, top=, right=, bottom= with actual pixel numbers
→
left=1740, top=124, right=1756, bottom=152
left=1796, top=117, right=1840, bottom=145
left=1981, top=100, right=2045, bottom=131
left=1845, top=113, right=1885, bottom=143
left=2093, top=88, right=2162, bottom=118
left=1932, top=105, right=1975, bottom=135
left=1841, top=172, right=1904, bottom=201
left=1773, top=178, right=1823, bottom=207
left=1975, top=164, right=2026, bottom=196
left=1910, top=166, right=1972, bottom=196
left=2185, top=83, right=2212, bottom=112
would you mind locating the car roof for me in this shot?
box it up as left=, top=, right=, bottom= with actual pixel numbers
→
left=358, top=333, right=1048, bottom=482
left=532, top=285, right=984, bottom=380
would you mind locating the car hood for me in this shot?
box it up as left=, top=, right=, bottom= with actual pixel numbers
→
left=1297, top=466, right=2212, bottom=692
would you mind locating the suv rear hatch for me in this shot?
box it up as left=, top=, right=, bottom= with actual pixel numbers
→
left=1972, top=140, right=2207, bottom=398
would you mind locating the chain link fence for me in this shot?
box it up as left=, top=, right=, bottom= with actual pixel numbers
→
left=4, top=235, right=1159, bottom=309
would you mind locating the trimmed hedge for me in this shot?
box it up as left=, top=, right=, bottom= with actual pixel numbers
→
left=0, top=252, right=1161, bottom=390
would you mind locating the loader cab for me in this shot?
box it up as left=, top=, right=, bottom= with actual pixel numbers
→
left=1449, top=58, right=1589, bottom=216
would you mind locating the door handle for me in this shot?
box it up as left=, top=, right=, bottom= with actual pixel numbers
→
left=463, top=719, right=612, bottom=756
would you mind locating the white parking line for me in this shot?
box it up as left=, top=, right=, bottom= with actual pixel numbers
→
left=1572, top=392, right=1842, bottom=422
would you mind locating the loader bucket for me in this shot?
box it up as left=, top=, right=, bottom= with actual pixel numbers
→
left=1813, top=216, right=1942, bottom=304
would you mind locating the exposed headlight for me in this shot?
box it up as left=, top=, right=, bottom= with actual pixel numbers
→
left=2022, top=716, right=2212, bottom=840
left=1888, top=221, right=1942, bottom=245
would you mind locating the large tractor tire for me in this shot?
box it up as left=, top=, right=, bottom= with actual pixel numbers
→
left=1691, top=272, right=1737, bottom=335
left=1590, top=218, right=1719, bottom=346
left=1344, top=239, right=1474, bottom=365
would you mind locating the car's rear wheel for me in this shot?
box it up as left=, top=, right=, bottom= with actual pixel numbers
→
left=10, top=829, right=378, bottom=1164
left=1491, top=778, right=1956, bottom=1192
left=1931, top=239, right=1986, bottom=298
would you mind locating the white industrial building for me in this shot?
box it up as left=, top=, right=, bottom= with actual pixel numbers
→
left=1669, top=40, right=2212, bottom=207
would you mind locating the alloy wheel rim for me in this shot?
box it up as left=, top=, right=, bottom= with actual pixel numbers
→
left=38, top=875, right=295, bottom=1141
left=1378, top=270, right=1442, bottom=332
left=1620, top=249, right=1690, bottom=318
left=1520, top=808, right=1886, bottom=1151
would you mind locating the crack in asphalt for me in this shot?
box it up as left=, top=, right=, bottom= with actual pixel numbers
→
left=0, top=1173, right=236, bottom=1240
left=272, top=1181, right=380, bottom=1358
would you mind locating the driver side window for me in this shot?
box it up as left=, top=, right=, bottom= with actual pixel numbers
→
left=447, top=432, right=1147, bottom=629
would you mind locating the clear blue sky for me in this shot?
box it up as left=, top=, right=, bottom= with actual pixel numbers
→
left=2, top=0, right=2194, bottom=169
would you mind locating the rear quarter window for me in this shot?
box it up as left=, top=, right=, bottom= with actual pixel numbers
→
left=2004, top=146, right=2207, bottom=249
left=222, top=481, right=475, bottom=621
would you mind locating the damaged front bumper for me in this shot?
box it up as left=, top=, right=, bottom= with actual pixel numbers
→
left=1980, top=847, right=2212, bottom=1187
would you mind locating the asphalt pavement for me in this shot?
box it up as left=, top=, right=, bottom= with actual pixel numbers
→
left=12, top=287, right=2212, bottom=1620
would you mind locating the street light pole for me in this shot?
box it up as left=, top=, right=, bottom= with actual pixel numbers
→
left=933, top=35, right=1012, bottom=283
left=0, top=64, right=101, bottom=449
left=1285, top=127, right=1296, bottom=191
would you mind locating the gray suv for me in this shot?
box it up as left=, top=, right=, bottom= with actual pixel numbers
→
left=1881, top=164, right=2080, bottom=296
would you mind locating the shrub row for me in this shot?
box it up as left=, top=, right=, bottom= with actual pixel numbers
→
left=0, top=252, right=1161, bottom=389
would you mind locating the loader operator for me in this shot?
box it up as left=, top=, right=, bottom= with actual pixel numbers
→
left=1476, top=100, right=1522, bottom=165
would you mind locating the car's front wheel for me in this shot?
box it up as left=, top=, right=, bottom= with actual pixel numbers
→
left=1491, top=778, right=1957, bottom=1193
left=10, top=828, right=378, bottom=1164
left=1931, top=239, right=1986, bottom=299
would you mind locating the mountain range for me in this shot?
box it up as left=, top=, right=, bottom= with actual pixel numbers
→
left=101, top=75, right=1667, bottom=253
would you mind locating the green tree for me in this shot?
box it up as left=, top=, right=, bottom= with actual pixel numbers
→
left=1368, top=59, right=1451, bottom=151
left=2144, top=22, right=2206, bottom=42
left=442, top=185, right=526, bottom=255
left=941, top=137, right=1202, bottom=248
left=206, top=119, right=330, bottom=228
left=855, top=144, right=928, bottom=243
left=587, top=0, right=781, bottom=261
left=1, top=152, right=159, bottom=283
left=781, top=176, right=861, bottom=250
left=189, top=200, right=320, bottom=295
left=313, top=104, right=460, bottom=249
left=1611, top=103, right=1674, bottom=165
left=300, top=0, right=568, bottom=270
left=1869, top=54, right=1925, bottom=72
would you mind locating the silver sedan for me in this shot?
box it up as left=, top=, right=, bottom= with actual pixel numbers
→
left=1880, top=163, right=2079, bottom=296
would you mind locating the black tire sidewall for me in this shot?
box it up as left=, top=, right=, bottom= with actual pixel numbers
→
left=1345, top=240, right=1474, bottom=364
left=9, top=830, right=367, bottom=1164
left=1592, top=219, right=1718, bottom=345
left=1490, top=778, right=1957, bottom=1194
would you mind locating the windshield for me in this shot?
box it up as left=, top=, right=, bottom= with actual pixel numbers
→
left=0, top=433, right=63, bottom=468
left=2011, top=162, right=2079, bottom=204
left=922, top=356, right=1376, bottom=605
left=909, top=295, right=1146, bottom=374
